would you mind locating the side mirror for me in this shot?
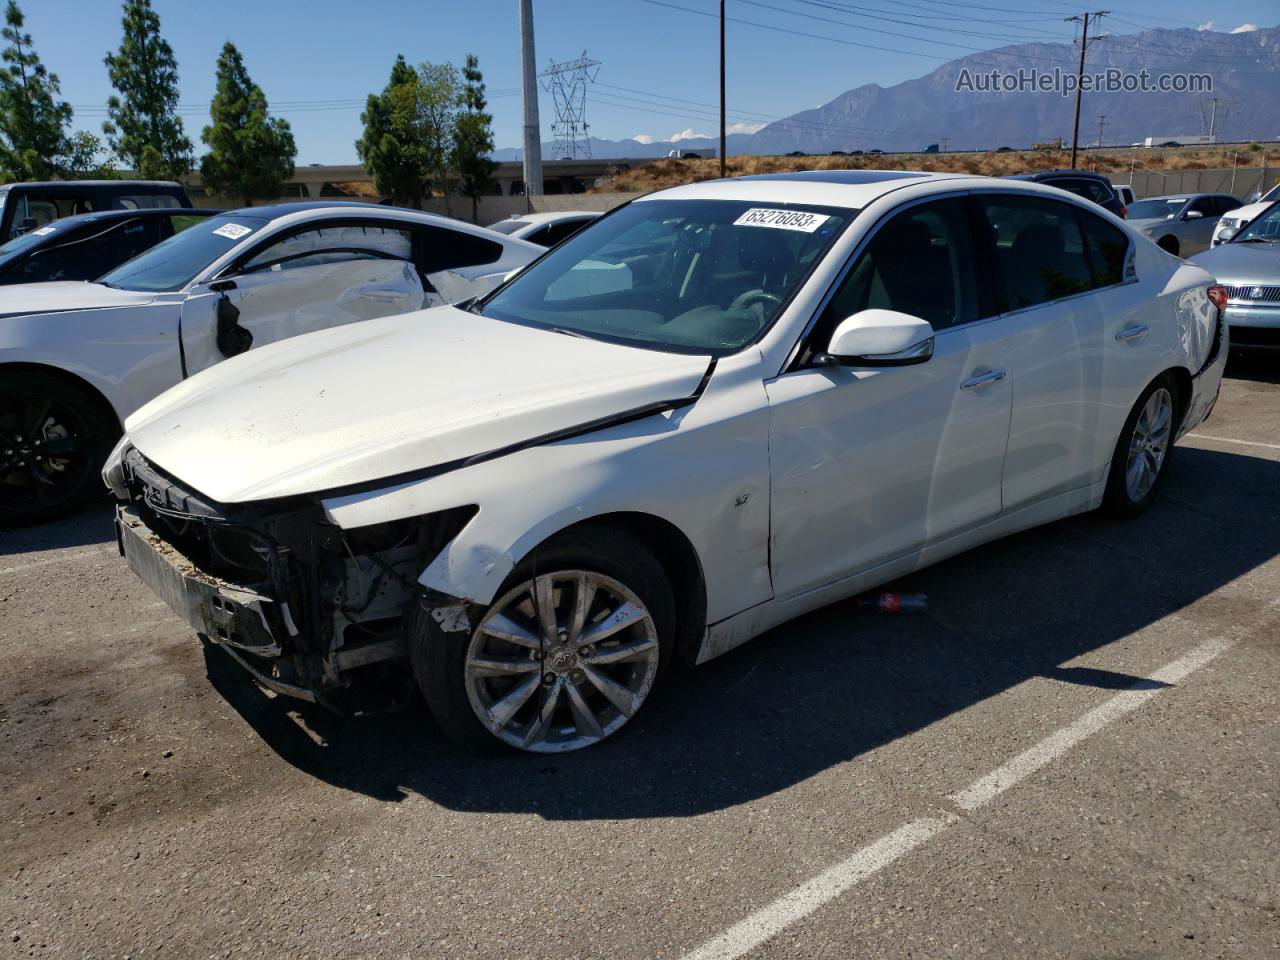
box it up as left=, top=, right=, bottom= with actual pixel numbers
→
left=1216, top=225, right=1239, bottom=244
left=1184, top=210, right=1204, bottom=220
left=817, top=309, right=935, bottom=367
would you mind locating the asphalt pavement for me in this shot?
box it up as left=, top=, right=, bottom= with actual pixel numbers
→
left=2, top=354, right=1277, bottom=959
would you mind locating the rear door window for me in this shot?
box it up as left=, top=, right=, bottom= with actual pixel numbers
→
left=1075, top=208, right=1130, bottom=288
left=976, top=195, right=1094, bottom=311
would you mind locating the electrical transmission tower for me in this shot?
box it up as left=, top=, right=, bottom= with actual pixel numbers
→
left=539, top=51, right=601, bottom=160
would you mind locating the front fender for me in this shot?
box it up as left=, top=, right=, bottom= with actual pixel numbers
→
left=321, top=359, right=774, bottom=623
left=0, top=304, right=181, bottom=422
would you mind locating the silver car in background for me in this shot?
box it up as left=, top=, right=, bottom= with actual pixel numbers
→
left=1127, top=193, right=1241, bottom=257
left=1191, top=199, right=1280, bottom=350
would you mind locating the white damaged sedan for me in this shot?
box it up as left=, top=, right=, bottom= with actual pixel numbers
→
left=0, top=202, right=537, bottom=524
left=107, top=172, right=1228, bottom=752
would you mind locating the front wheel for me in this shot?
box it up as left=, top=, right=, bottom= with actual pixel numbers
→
left=1102, top=375, right=1179, bottom=518
left=0, top=371, right=117, bottom=527
left=411, top=527, right=675, bottom=753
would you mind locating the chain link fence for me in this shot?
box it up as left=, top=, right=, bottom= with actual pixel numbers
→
left=1127, top=164, right=1278, bottom=200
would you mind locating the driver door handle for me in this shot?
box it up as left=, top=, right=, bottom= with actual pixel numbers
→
left=1116, top=323, right=1150, bottom=343
left=961, top=368, right=1006, bottom=390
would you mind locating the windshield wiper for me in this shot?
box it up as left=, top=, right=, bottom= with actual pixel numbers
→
left=547, top=326, right=590, bottom=339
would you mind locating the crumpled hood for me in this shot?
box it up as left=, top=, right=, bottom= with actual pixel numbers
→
left=125, top=306, right=712, bottom=503
left=1189, top=241, right=1280, bottom=284
left=0, top=281, right=159, bottom=317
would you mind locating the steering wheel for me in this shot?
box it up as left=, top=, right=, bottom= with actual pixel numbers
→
left=729, top=288, right=783, bottom=313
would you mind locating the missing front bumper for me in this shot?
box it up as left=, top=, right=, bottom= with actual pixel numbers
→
left=116, top=505, right=318, bottom=701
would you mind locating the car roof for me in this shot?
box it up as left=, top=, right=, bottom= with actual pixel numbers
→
left=28, top=208, right=220, bottom=230
left=640, top=170, right=972, bottom=209
left=1010, top=170, right=1110, bottom=181
left=0, top=179, right=184, bottom=191
left=1138, top=193, right=1235, bottom=202
left=502, top=210, right=600, bottom=226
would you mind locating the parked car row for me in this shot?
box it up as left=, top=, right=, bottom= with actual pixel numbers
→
left=0, top=202, right=541, bottom=524
left=86, top=171, right=1233, bottom=755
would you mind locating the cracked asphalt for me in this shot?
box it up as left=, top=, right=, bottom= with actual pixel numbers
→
left=2, top=353, right=1277, bottom=959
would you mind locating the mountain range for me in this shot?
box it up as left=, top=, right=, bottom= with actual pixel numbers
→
left=496, top=24, right=1280, bottom=158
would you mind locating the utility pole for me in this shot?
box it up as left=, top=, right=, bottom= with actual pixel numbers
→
left=1095, top=114, right=1108, bottom=148
left=1208, top=97, right=1218, bottom=141
left=519, top=0, right=543, bottom=203
left=1066, top=10, right=1108, bottom=170
left=941, top=136, right=950, bottom=153
left=719, top=0, right=726, bottom=178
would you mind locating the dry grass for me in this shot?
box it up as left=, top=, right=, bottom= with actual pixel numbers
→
left=595, top=145, right=1280, bottom=193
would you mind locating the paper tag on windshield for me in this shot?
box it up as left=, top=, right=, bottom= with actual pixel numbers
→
left=733, top=208, right=827, bottom=233
left=32, top=226, right=56, bottom=236
left=212, top=223, right=253, bottom=241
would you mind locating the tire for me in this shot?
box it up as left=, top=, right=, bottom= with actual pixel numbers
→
left=1157, top=235, right=1180, bottom=257
left=0, top=370, right=118, bottom=527
left=410, top=525, right=676, bottom=753
left=1102, top=373, right=1180, bottom=518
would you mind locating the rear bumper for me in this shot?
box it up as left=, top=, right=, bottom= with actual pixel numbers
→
left=1224, top=303, right=1280, bottom=331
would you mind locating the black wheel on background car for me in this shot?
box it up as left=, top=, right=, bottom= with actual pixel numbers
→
left=1102, top=373, right=1180, bottom=518
left=1157, top=235, right=1180, bottom=256
left=410, top=526, right=675, bottom=753
left=0, top=370, right=118, bottom=527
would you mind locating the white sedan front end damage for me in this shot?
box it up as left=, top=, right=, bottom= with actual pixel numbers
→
left=109, top=173, right=1231, bottom=752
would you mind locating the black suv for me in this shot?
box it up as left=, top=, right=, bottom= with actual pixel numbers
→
left=0, top=179, right=193, bottom=241
left=1008, top=170, right=1126, bottom=218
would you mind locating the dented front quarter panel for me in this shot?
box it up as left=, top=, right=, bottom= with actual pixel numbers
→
left=321, top=349, right=774, bottom=625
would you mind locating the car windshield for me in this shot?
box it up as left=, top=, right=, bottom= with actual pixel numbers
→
left=1127, top=198, right=1186, bottom=220
left=1259, top=184, right=1280, bottom=204
left=486, top=219, right=530, bottom=235
left=97, top=215, right=266, bottom=291
left=479, top=199, right=853, bottom=354
left=1233, top=202, right=1280, bottom=243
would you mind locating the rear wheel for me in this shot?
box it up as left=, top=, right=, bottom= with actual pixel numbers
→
left=0, top=371, right=117, bottom=527
left=411, top=527, right=674, bottom=753
left=1103, top=374, right=1179, bottom=518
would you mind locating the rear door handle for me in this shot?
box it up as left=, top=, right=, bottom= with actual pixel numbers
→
left=1116, top=323, right=1150, bottom=343
left=961, top=368, right=1007, bottom=390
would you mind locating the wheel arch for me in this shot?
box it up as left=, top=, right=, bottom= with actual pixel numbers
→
left=0, top=361, right=124, bottom=431
left=549, top=512, right=709, bottom=666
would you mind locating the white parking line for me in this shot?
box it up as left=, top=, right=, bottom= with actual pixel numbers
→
left=679, top=634, right=1235, bottom=960
left=682, top=815, right=960, bottom=960
left=0, top=546, right=111, bottom=577
left=1186, top=433, right=1280, bottom=451
left=950, top=635, right=1232, bottom=810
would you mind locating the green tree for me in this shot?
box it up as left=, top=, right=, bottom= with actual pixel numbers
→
left=63, top=130, right=116, bottom=178
left=0, top=0, right=72, bottom=180
left=452, top=53, right=497, bottom=222
left=199, top=42, right=295, bottom=206
left=414, top=61, right=460, bottom=210
left=356, top=54, right=429, bottom=207
left=102, top=0, right=192, bottom=179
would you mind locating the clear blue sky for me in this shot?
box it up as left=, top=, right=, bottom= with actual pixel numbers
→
left=25, top=0, right=1280, bottom=164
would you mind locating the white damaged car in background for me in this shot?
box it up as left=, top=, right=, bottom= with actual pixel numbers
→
left=106, top=172, right=1228, bottom=753
left=0, top=202, right=538, bottom=524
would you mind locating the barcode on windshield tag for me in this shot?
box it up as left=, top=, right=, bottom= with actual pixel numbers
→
left=733, top=208, right=827, bottom=233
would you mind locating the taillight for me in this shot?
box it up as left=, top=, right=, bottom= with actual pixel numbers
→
left=1207, top=284, right=1228, bottom=312
left=1121, top=205, right=1128, bottom=219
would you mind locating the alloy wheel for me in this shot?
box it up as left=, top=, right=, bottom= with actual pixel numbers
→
left=1124, top=386, right=1173, bottom=502
left=0, top=393, right=90, bottom=513
left=464, top=570, right=661, bottom=752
